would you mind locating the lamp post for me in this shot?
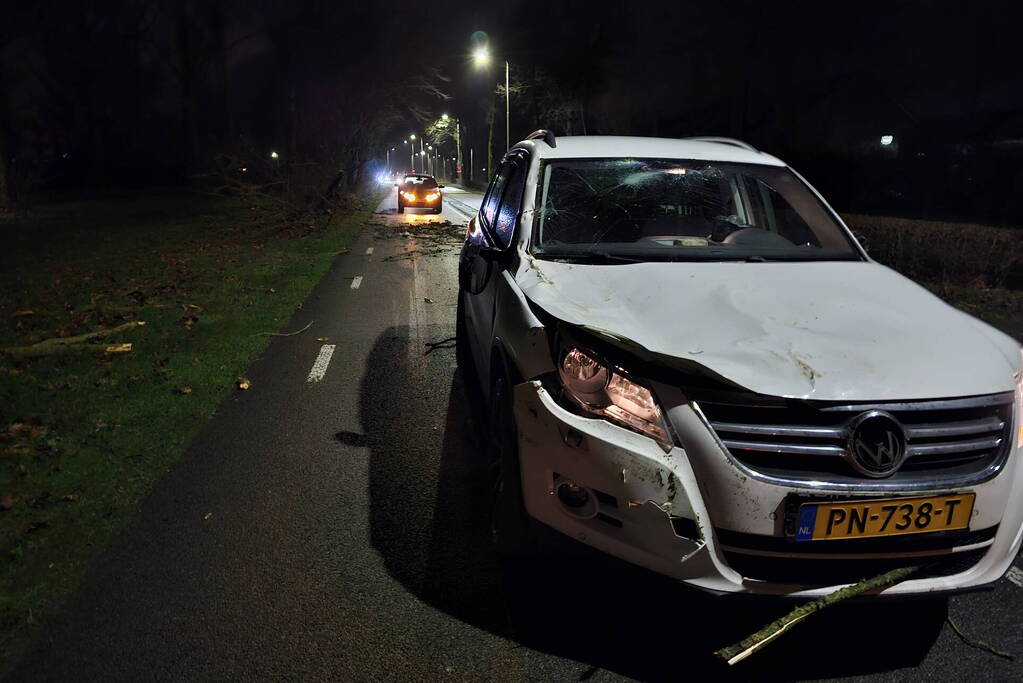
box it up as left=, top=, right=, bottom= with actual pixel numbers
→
left=472, top=46, right=510, bottom=152
left=411, top=133, right=426, bottom=171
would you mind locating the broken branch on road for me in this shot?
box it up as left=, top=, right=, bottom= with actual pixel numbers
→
left=424, top=337, right=456, bottom=354
left=0, top=321, right=146, bottom=358
left=256, top=320, right=313, bottom=337
left=947, top=615, right=1014, bottom=660
left=714, top=565, right=920, bottom=666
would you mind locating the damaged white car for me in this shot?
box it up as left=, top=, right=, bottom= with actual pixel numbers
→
left=455, top=131, right=1023, bottom=597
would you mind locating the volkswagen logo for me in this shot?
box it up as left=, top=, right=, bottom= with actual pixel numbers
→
left=846, top=410, right=907, bottom=478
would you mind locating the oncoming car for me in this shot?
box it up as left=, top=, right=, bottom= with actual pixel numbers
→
left=456, top=130, right=1023, bottom=597
left=396, top=173, right=443, bottom=213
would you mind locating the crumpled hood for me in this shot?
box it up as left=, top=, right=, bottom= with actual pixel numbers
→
left=516, top=257, right=1020, bottom=401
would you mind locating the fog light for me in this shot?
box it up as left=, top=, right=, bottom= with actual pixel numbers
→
left=557, top=482, right=590, bottom=509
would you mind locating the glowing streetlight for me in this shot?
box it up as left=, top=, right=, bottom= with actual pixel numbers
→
left=471, top=42, right=510, bottom=154
left=409, top=134, right=416, bottom=140
left=270, top=151, right=279, bottom=159
left=880, top=135, right=894, bottom=146
left=442, top=113, right=449, bottom=121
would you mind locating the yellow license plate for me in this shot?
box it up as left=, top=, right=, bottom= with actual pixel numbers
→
left=795, top=493, right=975, bottom=541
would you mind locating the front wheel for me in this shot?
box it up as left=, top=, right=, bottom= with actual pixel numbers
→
left=434, top=202, right=443, bottom=214
left=488, top=370, right=535, bottom=556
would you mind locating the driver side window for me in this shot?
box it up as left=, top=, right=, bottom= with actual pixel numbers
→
left=480, top=156, right=527, bottom=249
left=481, top=165, right=512, bottom=229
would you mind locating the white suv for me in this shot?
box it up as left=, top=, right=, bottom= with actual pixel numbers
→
left=456, top=131, right=1023, bottom=597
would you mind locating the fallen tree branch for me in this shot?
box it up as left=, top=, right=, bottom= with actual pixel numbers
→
left=715, top=565, right=920, bottom=666
left=256, top=320, right=313, bottom=337
left=424, top=337, right=456, bottom=355
left=0, top=321, right=145, bottom=358
left=947, top=616, right=1014, bottom=660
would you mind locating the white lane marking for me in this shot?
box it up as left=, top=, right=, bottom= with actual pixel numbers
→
left=1007, top=566, right=1023, bottom=589
left=306, top=344, right=336, bottom=383
left=409, top=257, right=428, bottom=361
left=444, top=198, right=477, bottom=220
left=365, top=247, right=374, bottom=255
left=351, top=275, right=363, bottom=290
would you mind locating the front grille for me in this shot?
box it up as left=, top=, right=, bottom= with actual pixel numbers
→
left=723, top=548, right=988, bottom=585
left=697, top=392, right=1014, bottom=487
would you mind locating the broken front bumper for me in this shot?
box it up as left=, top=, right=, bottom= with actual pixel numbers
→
left=513, top=380, right=1023, bottom=597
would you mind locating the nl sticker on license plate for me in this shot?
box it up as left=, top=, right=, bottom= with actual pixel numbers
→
left=794, top=493, right=975, bottom=541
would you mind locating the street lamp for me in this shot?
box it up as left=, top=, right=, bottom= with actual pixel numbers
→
left=472, top=44, right=511, bottom=154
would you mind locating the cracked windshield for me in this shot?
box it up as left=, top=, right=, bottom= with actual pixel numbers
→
left=535, top=160, right=859, bottom=261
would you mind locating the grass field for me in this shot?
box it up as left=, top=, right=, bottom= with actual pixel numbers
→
left=0, top=189, right=380, bottom=669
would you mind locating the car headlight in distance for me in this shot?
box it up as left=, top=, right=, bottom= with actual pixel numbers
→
left=559, top=347, right=668, bottom=441
left=425, top=192, right=440, bottom=202
left=402, top=192, right=416, bottom=201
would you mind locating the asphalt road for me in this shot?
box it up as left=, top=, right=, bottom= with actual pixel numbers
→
left=11, top=187, right=1023, bottom=682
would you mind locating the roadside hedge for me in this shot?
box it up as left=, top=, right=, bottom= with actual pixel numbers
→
left=843, top=214, right=1023, bottom=290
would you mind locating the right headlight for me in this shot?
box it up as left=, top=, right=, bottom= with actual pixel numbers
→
left=558, top=347, right=670, bottom=442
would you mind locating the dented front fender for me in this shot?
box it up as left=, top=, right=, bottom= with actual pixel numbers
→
left=513, top=380, right=738, bottom=587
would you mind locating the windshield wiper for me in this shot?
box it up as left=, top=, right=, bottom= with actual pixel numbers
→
left=535, top=250, right=645, bottom=264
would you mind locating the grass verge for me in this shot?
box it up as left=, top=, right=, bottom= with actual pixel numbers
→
left=0, top=188, right=381, bottom=670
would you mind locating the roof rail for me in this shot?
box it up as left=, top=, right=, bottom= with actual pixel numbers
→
left=525, top=129, right=557, bottom=148
left=685, top=136, right=758, bottom=153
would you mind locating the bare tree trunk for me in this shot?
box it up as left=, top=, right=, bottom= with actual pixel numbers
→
left=0, top=126, right=9, bottom=212
left=486, top=100, right=495, bottom=182
left=175, top=1, right=199, bottom=171
left=208, top=2, right=232, bottom=145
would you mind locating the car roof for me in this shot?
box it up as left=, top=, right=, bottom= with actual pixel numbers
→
left=512, top=135, right=785, bottom=167
left=404, top=174, right=435, bottom=179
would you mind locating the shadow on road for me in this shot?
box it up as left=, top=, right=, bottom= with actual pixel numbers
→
left=355, top=326, right=946, bottom=681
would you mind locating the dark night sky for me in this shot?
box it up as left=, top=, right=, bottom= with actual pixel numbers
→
left=3, top=0, right=1021, bottom=221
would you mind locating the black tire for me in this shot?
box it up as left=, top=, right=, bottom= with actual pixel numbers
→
left=488, top=365, right=535, bottom=556
left=397, top=199, right=405, bottom=214
left=434, top=203, right=443, bottom=214
left=455, top=293, right=475, bottom=384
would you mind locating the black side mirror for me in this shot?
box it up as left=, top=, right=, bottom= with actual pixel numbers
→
left=437, top=184, right=445, bottom=189
left=393, top=182, right=399, bottom=187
